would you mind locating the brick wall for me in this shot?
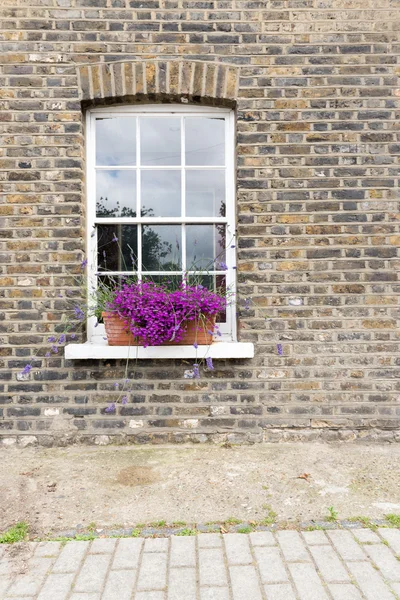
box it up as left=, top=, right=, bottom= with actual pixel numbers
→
left=1, top=0, right=400, bottom=446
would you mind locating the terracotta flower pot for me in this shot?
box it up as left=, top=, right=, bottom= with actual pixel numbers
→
left=102, top=312, right=216, bottom=347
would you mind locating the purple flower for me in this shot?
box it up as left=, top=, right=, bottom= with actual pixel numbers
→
left=70, top=333, right=76, bottom=339
left=193, top=342, right=198, bottom=349
left=105, top=403, right=116, bottom=413
left=51, top=345, right=58, bottom=354
left=193, top=363, right=200, bottom=379
left=122, top=396, right=128, bottom=405
left=47, top=336, right=56, bottom=343
left=81, top=258, right=88, bottom=270
left=45, top=352, right=51, bottom=358
left=277, top=343, right=283, bottom=356
left=113, top=382, right=119, bottom=389
left=231, top=244, right=236, bottom=248
left=244, top=298, right=251, bottom=311
left=206, top=357, right=214, bottom=371
left=108, top=281, right=226, bottom=348
left=20, top=364, right=32, bottom=377
left=112, top=235, right=118, bottom=242
left=74, top=306, right=85, bottom=321
left=218, top=261, right=228, bottom=271
left=58, top=334, right=66, bottom=344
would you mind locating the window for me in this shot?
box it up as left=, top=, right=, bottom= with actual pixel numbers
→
left=86, top=105, right=237, bottom=345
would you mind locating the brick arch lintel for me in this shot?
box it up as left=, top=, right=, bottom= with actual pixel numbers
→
left=77, top=59, right=239, bottom=108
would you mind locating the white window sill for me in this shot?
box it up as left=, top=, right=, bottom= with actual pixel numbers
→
left=64, top=341, right=254, bottom=360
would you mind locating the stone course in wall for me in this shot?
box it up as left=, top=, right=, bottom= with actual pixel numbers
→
left=0, top=0, right=400, bottom=444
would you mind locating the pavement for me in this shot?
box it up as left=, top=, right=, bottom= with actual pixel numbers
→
left=1, top=528, right=400, bottom=600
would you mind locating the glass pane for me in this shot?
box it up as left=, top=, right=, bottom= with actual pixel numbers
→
left=96, top=170, right=136, bottom=218
left=142, top=275, right=182, bottom=291
left=97, top=225, right=138, bottom=271
left=142, top=225, right=182, bottom=271
left=140, top=117, right=181, bottom=166
left=96, top=117, right=136, bottom=166
left=186, top=225, right=226, bottom=271
left=141, top=170, right=181, bottom=217
left=185, top=117, right=225, bottom=166
left=186, top=170, right=225, bottom=217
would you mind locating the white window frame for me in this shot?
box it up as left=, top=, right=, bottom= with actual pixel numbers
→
left=85, top=104, right=237, bottom=345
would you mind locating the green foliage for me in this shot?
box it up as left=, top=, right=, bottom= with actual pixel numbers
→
left=326, top=506, right=338, bottom=522
left=0, top=522, right=29, bottom=544
left=224, top=517, right=241, bottom=526
left=172, top=521, right=187, bottom=527
left=131, top=528, right=142, bottom=538
left=237, top=526, right=252, bottom=534
left=150, top=521, right=166, bottom=528
left=385, top=514, right=400, bottom=527
left=259, top=505, right=277, bottom=526
left=175, top=528, right=197, bottom=536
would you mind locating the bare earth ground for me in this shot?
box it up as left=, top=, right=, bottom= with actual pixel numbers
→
left=0, top=442, right=399, bottom=537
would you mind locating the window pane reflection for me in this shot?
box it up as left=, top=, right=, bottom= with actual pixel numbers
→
left=186, top=170, right=225, bottom=217
left=97, top=225, right=138, bottom=271
left=96, top=170, right=136, bottom=218
left=142, top=225, right=182, bottom=271
left=186, top=225, right=226, bottom=271
left=140, top=117, right=181, bottom=166
left=185, top=117, right=225, bottom=166
left=141, top=170, right=181, bottom=217
left=96, top=117, right=136, bottom=166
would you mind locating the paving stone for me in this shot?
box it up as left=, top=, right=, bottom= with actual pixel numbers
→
left=199, top=548, right=228, bottom=586
left=137, top=552, right=168, bottom=591
left=264, top=583, right=297, bottom=600
left=170, top=536, right=196, bottom=567
left=6, top=558, right=54, bottom=596
left=135, top=593, right=165, bottom=600
left=144, top=538, right=169, bottom=553
left=224, top=534, right=252, bottom=565
left=379, top=529, right=400, bottom=554
left=69, top=595, right=101, bottom=600
left=250, top=531, right=276, bottom=546
left=37, top=572, right=75, bottom=600
left=363, top=544, right=400, bottom=581
left=111, top=538, right=143, bottom=570
left=391, top=582, right=400, bottom=595
left=74, top=553, right=111, bottom=593
left=168, top=567, right=196, bottom=600
left=289, top=563, right=330, bottom=600
left=302, top=531, right=329, bottom=545
left=102, top=569, right=137, bottom=600
left=327, top=531, right=367, bottom=561
left=198, top=533, right=222, bottom=548
left=253, top=546, right=288, bottom=584
left=328, top=583, right=363, bottom=600
left=230, top=565, right=263, bottom=600
left=347, top=561, right=396, bottom=600
left=276, top=531, right=310, bottom=562
left=0, top=576, right=12, bottom=596
left=0, top=559, right=11, bottom=577
left=52, top=541, right=89, bottom=573
left=309, top=545, right=350, bottom=583
left=89, top=538, right=117, bottom=554
left=200, top=589, right=230, bottom=600
left=352, top=529, right=381, bottom=544
left=35, top=541, right=62, bottom=557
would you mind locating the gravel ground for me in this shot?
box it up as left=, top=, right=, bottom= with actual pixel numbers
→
left=0, top=442, right=399, bottom=537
